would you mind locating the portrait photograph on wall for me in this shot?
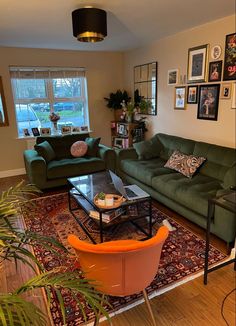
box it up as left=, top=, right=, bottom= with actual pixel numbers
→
left=197, top=84, right=220, bottom=120
left=187, top=44, right=208, bottom=83
left=223, top=33, right=236, bottom=81
left=187, top=86, right=198, bottom=104
left=208, top=61, right=222, bottom=82
left=220, top=83, right=232, bottom=99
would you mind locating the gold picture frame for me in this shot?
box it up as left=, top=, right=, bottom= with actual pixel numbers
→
left=187, top=44, right=208, bottom=83
left=0, top=76, right=9, bottom=127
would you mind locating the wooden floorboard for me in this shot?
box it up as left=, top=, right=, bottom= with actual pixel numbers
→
left=0, top=175, right=235, bottom=326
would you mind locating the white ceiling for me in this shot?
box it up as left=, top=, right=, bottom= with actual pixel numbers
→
left=0, top=0, right=235, bottom=52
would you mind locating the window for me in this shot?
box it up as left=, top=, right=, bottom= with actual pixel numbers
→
left=10, top=67, right=89, bottom=137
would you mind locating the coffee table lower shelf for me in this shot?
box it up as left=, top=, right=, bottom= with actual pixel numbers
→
left=68, top=189, right=153, bottom=244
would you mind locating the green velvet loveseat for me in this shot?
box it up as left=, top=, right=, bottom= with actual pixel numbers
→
left=116, top=133, right=236, bottom=243
left=24, top=134, right=116, bottom=190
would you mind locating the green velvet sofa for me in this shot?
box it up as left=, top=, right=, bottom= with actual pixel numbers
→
left=24, top=134, right=116, bottom=190
left=116, top=133, right=236, bottom=243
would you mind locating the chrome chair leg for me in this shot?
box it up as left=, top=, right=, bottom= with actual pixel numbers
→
left=142, top=289, right=157, bottom=326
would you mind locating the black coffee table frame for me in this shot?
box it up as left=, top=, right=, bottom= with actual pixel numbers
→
left=68, top=173, right=153, bottom=244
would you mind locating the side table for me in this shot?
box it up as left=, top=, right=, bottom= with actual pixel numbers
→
left=204, top=191, right=236, bottom=284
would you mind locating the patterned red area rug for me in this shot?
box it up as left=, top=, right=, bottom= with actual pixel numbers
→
left=21, top=193, right=227, bottom=326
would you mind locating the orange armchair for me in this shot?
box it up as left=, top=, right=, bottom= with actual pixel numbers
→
left=68, top=226, right=169, bottom=326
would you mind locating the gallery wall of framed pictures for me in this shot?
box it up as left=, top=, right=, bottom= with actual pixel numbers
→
left=167, top=32, right=236, bottom=120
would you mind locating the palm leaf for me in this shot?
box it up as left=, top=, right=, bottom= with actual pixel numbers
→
left=0, top=294, right=47, bottom=326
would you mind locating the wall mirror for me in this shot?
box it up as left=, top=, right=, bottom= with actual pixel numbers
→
left=134, top=61, right=157, bottom=115
left=0, top=76, right=9, bottom=126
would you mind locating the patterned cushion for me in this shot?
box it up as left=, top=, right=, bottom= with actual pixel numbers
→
left=164, top=150, right=206, bottom=178
left=70, top=141, right=88, bottom=157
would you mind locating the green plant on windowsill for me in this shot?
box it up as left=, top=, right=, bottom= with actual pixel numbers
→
left=0, top=181, right=109, bottom=325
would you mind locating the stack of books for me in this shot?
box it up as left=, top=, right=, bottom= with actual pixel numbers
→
left=89, top=207, right=125, bottom=223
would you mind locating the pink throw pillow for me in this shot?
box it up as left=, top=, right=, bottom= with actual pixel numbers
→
left=70, top=141, right=88, bottom=157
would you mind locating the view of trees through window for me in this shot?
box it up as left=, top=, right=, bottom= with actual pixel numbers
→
left=10, top=69, right=88, bottom=137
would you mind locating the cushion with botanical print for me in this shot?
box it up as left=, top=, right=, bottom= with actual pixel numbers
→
left=164, top=150, right=206, bottom=178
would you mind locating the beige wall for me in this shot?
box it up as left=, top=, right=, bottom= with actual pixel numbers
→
left=0, top=47, right=123, bottom=173
left=124, top=15, right=236, bottom=148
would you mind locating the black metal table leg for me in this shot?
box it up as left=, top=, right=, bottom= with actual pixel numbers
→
left=204, top=201, right=215, bottom=285
left=99, top=212, right=103, bottom=243
left=149, top=198, right=152, bottom=238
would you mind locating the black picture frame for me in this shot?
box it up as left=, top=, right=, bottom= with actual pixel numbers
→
left=197, top=84, right=220, bottom=121
left=223, top=33, right=236, bottom=81
left=31, top=127, right=40, bottom=137
left=208, top=61, right=222, bottom=82
left=187, top=86, right=198, bottom=104
left=0, top=76, right=9, bottom=127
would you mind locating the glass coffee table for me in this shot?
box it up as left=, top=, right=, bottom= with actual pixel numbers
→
left=68, top=171, right=152, bottom=243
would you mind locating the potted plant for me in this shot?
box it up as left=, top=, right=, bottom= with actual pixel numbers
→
left=104, top=90, right=131, bottom=121
left=0, top=182, right=108, bottom=325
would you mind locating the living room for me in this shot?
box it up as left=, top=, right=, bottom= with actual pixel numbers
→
left=0, top=1, right=235, bottom=325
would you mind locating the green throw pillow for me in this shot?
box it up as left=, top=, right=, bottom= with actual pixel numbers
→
left=223, top=165, right=236, bottom=189
left=34, top=141, right=56, bottom=163
left=85, top=137, right=101, bottom=157
left=133, top=139, right=159, bottom=160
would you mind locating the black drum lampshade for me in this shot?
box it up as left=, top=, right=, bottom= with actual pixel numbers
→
left=72, top=8, right=107, bottom=42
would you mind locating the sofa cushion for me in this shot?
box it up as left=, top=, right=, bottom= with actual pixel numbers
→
left=85, top=137, right=101, bottom=157
left=193, top=141, right=236, bottom=181
left=70, top=141, right=88, bottom=157
left=47, top=157, right=105, bottom=179
left=152, top=173, right=222, bottom=216
left=133, top=139, right=159, bottom=160
left=34, top=141, right=56, bottom=163
left=120, top=157, right=175, bottom=186
left=223, top=164, right=236, bottom=189
left=164, top=150, right=206, bottom=178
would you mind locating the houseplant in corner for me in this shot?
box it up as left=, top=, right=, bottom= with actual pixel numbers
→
left=0, top=181, right=108, bottom=325
left=104, top=89, right=131, bottom=121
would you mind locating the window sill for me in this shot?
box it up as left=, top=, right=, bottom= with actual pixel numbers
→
left=16, top=130, right=93, bottom=140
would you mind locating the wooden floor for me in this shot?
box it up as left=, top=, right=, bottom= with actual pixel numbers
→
left=0, top=175, right=235, bottom=326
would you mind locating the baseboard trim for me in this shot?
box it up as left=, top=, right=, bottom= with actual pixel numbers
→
left=0, top=168, right=26, bottom=178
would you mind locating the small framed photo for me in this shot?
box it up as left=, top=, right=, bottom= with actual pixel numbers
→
left=31, top=127, right=40, bottom=137
left=208, top=61, right=222, bottom=82
left=40, top=127, right=51, bottom=135
left=232, top=83, right=236, bottom=109
left=80, top=125, right=89, bottom=132
left=167, top=69, right=179, bottom=85
left=220, top=83, right=232, bottom=99
left=187, top=44, right=208, bottom=83
left=223, top=33, right=236, bottom=81
left=114, top=138, right=124, bottom=148
left=174, top=87, right=186, bottom=109
left=210, top=45, right=222, bottom=60
left=187, top=86, right=198, bottom=104
left=71, top=126, right=81, bottom=133
left=61, top=126, right=71, bottom=134
left=23, top=128, right=30, bottom=137
left=197, top=84, right=220, bottom=120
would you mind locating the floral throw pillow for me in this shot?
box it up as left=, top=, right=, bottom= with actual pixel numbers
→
left=164, top=150, right=206, bottom=178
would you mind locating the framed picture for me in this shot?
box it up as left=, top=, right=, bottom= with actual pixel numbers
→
left=71, top=126, right=81, bottom=133
left=0, top=76, right=9, bottom=127
left=220, top=83, right=232, bottom=99
left=232, top=83, right=236, bottom=109
left=210, top=45, right=222, bottom=60
left=167, top=69, right=179, bottom=85
left=61, top=126, right=71, bottom=134
left=23, top=128, right=30, bottom=137
left=197, top=84, right=220, bottom=120
left=174, top=87, right=186, bottom=109
left=223, top=33, right=236, bottom=81
left=80, top=125, right=89, bottom=132
left=208, top=61, right=222, bottom=82
left=187, top=86, right=198, bottom=104
left=40, top=127, right=51, bottom=135
left=114, top=138, right=124, bottom=148
left=31, top=127, right=40, bottom=137
left=187, top=44, right=208, bottom=83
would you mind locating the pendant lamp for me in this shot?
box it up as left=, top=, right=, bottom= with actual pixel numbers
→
left=72, top=8, right=107, bottom=42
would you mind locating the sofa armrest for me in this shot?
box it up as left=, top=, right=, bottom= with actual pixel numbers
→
left=24, top=150, right=47, bottom=188
left=115, top=148, right=138, bottom=173
left=97, top=145, right=116, bottom=171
